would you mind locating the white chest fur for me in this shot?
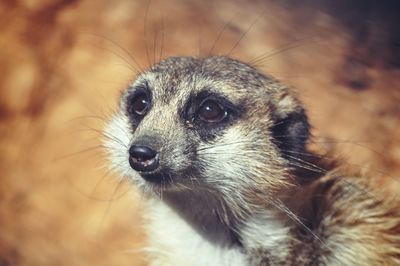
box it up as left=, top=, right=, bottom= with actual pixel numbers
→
left=144, top=200, right=247, bottom=266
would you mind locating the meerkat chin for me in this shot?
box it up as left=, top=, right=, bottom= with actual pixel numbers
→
left=104, top=56, right=400, bottom=266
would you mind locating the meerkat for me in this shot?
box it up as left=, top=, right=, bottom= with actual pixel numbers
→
left=105, top=56, right=400, bottom=265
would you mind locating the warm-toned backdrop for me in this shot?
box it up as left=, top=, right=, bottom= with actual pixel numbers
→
left=1, top=1, right=399, bottom=265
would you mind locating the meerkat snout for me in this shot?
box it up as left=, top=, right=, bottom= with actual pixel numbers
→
left=128, top=144, right=159, bottom=172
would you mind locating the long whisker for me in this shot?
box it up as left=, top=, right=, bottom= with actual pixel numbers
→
left=159, top=15, right=165, bottom=62
left=96, top=178, right=131, bottom=236
left=227, top=11, right=263, bottom=56
left=52, top=145, right=105, bottom=161
left=81, top=32, right=143, bottom=73
left=270, top=199, right=342, bottom=265
left=143, top=0, right=152, bottom=67
left=208, top=12, right=239, bottom=56
left=249, top=36, right=321, bottom=67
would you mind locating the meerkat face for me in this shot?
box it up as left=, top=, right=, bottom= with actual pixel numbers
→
left=105, top=56, right=309, bottom=208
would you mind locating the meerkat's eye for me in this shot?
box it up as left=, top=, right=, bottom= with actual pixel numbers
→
left=130, top=92, right=150, bottom=116
left=198, top=100, right=227, bottom=123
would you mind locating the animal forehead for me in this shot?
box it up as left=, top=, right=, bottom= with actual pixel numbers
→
left=150, top=56, right=264, bottom=83
left=143, top=56, right=267, bottom=102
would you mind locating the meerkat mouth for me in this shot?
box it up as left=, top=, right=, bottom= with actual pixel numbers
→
left=137, top=171, right=166, bottom=184
left=139, top=168, right=202, bottom=193
left=129, top=155, right=159, bottom=170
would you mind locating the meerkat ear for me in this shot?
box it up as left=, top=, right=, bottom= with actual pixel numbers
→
left=271, top=91, right=310, bottom=159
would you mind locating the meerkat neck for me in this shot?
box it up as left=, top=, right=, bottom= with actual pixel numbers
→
left=160, top=187, right=313, bottom=248
left=163, top=189, right=242, bottom=247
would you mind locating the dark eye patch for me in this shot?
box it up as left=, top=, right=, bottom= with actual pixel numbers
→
left=125, top=83, right=152, bottom=126
left=180, top=89, right=245, bottom=141
left=130, top=92, right=150, bottom=116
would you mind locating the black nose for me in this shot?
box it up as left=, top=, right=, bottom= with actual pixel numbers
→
left=129, top=145, right=159, bottom=172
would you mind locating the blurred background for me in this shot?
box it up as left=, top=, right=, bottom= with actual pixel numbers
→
left=0, top=0, right=399, bottom=265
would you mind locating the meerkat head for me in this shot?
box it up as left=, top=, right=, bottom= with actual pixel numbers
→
left=105, top=56, right=309, bottom=216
